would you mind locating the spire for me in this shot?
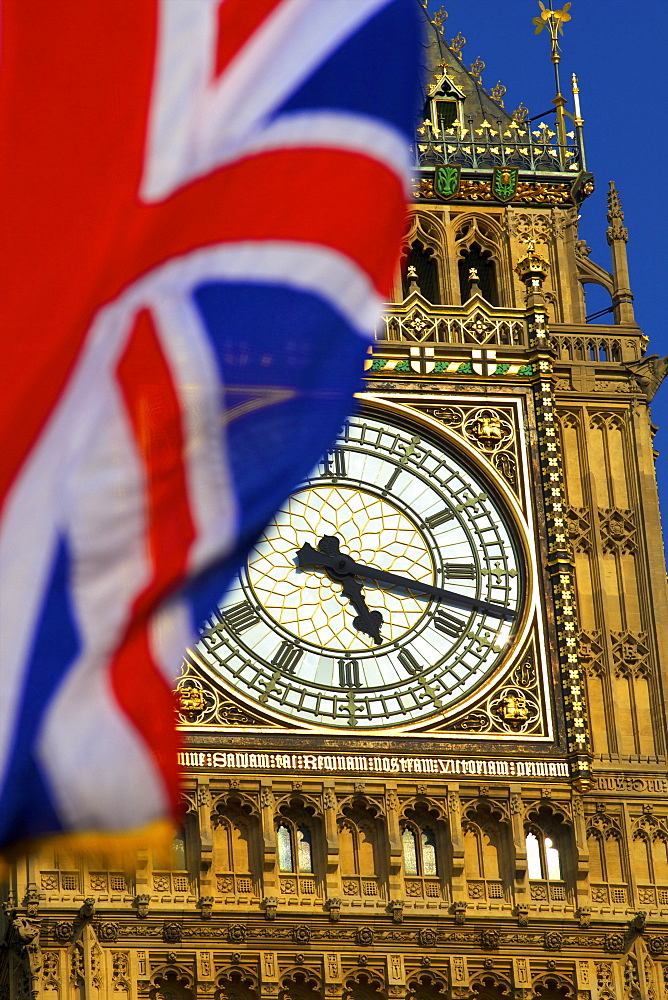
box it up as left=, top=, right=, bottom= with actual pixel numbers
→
left=606, top=180, right=629, bottom=244
left=606, top=181, right=635, bottom=324
left=571, top=72, right=587, bottom=170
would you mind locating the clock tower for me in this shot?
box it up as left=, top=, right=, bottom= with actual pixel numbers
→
left=4, top=6, right=668, bottom=1000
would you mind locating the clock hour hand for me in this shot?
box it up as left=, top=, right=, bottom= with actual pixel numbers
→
left=297, top=537, right=383, bottom=645
left=339, top=575, right=383, bottom=646
left=297, top=536, right=513, bottom=622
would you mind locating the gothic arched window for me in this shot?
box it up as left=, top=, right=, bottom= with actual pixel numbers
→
left=632, top=833, right=652, bottom=883
left=462, top=803, right=511, bottom=904
left=212, top=798, right=259, bottom=896
left=171, top=827, right=186, bottom=871
left=526, top=830, right=561, bottom=880
left=151, top=812, right=197, bottom=897
left=632, top=829, right=668, bottom=903
left=400, top=805, right=448, bottom=901
left=465, top=822, right=504, bottom=880
left=402, top=826, right=438, bottom=876
left=402, top=241, right=440, bottom=303
left=339, top=805, right=385, bottom=898
left=275, top=801, right=322, bottom=898
left=586, top=821, right=627, bottom=907
left=652, top=834, right=668, bottom=883
left=458, top=242, right=498, bottom=305
left=524, top=803, right=572, bottom=904
left=587, top=830, right=605, bottom=883
left=277, top=823, right=313, bottom=873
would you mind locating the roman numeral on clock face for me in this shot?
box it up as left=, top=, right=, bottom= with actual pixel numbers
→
left=338, top=658, right=361, bottom=688
left=322, top=447, right=346, bottom=479
left=271, top=640, right=303, bottom=675
left=398, top=648, right=422, bottom=675
left=434, top=610, right=466, bottom=638
left=444, top=562, right=475, bottom=580
left=425, top=508, right=454, bottom=529
left=223, top=600, right=260, bottom=633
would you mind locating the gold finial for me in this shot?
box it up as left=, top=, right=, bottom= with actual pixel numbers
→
left=511, top=102, right=529, bottom=124
left=490, top=81, right=506, bottom=107
left=469, top=57, right=485, bottom=85
left=449, top=32, right=466, bottom=59
left=532, top=2, right=572, bottom=159
left=468, top=267, right=480, bottom=282
left=430, top=6, right=448, bottom=35
left=532, top=1, right=572, bottom=55
left=407, top=265, right=418, bottom=279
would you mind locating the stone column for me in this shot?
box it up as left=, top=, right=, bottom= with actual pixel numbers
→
left=606, top=181, right=635, bottom=325
left=260, top=780, right=277, bottom=899
left=509, top=785, right=527, bottom=907
left=571, top=792, right=591, bottom=918
left=196, top=779, right=213, bottom=892
left=386, top=784, right=403, bottom=901
left=447, top=785, right=466, bottom=910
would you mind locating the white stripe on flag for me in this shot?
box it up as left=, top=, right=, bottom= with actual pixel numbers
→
left=142, top=0, right=397, bottom=200
left=221, top=111, right=413, bottom=192
left=145, top=266, right=239, bottom=580
left=155, top=240, right=385, bottom=338
left=38, top=667, right=169, bottom=830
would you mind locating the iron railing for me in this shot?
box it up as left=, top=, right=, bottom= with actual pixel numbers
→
left=414, top=117, right=583, bottom=173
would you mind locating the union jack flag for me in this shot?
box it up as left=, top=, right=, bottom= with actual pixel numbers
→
left=0, top=0, right=419, bottom=854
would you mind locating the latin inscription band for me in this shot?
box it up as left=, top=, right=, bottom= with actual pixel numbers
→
left=178, top=749, right=569, bottom=779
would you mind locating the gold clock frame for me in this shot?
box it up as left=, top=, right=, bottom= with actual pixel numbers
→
left=184, top=391, right=555, bottom=743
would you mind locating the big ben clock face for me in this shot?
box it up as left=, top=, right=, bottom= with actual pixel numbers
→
left=196, top=405, right=530, bottom=731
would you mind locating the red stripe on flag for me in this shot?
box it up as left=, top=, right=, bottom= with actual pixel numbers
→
left=214, top=0, right=282, bottom=79
left=112, top=309, right=196, bottom=813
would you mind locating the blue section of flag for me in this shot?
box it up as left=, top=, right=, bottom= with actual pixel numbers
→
left=0, top=538, right=78, bottom=845
left=276, top=0, right=422, bottom=139
left=186, top=281, right=367, bottom=631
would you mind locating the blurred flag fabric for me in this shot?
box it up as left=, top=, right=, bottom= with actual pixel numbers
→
left=0, top=0, right=420, bottom=856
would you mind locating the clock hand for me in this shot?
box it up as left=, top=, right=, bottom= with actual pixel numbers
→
left=311, top=535, right=383, bottom=645
left=297, top=536, right=513, bottom=622
left=339, top=575, right=383, bottom=646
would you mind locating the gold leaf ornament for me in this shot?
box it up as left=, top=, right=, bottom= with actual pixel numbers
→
left=534, top=2, right=572, bottom=36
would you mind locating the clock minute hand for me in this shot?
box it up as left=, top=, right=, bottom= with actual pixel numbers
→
left=297, top=540, right=512, bottom=621
left=347, top=562, right=514, bottom=621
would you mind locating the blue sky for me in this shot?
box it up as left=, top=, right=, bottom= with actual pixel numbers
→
left=427, top=1, right=668, bottom=551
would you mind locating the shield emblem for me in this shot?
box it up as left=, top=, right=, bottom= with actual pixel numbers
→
left=434, top=164, right=461, bottom=200
left=492, top=166, right=518, bottom=202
